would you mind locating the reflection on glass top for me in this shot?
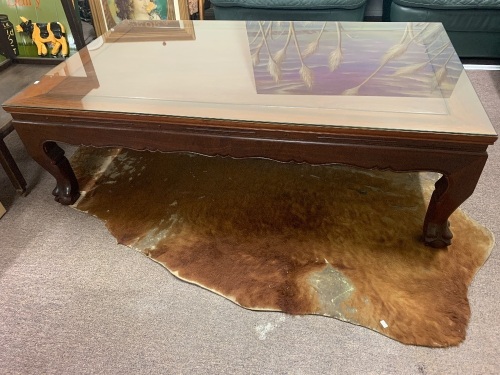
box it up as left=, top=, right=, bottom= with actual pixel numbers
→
left=4, top=20, right=496, bottom=136
left=247, top=21, right=461, bottom=98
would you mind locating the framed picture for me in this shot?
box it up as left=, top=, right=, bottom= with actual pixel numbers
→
left=103, top=18, right=195, bottom=42
left=89, top=0, right=190, bottom=37
left=0, top=17, right=15, bottom=67
left=0, top=0, right=85, bottom=62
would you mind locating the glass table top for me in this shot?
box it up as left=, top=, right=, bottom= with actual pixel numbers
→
left=4, top=20, right=497, bottom=137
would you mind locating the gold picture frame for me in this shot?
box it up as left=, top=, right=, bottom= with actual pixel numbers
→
left=89, top=0, right=191, bottom=37
left=103, top=19, right=195, bottom=43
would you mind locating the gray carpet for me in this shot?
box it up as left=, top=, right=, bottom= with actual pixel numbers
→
left=0, top=66, right=499, bottom=374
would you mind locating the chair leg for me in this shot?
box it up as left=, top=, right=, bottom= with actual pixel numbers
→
left=0, top=138, right=27, bottom=196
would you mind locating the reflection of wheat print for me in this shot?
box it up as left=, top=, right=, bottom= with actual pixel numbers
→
left=300, top=22, right=344, bottom=72
left=302, top=23, right=327, bottom=58
left=250, top=22, right=272, bottom=67
left=290, top=23, right=314, bottom=88
left=432, top=51, right=455, bottom=90
left=252, top=22, right=346, bottom=89
left=380, top=26, right=411, bottom=65
left=273, top=23, right=293, bottom=65
left=256, top=21, right=316, bottom=88
left=409, top=23, right=442, bottom=47
left=389, top=27, right=455, bottom=94
left=329, top=22, right=343, bottom=72
left=248, top=22, right=460, bottom=97
left=258, top=22, right=282, bottom=82
left=342, top=24, right=432, bottom=95
left=391, top=41, right=450, bottom=77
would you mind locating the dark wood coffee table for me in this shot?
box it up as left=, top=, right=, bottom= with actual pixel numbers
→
left=3, top=20, right=497, bottom=248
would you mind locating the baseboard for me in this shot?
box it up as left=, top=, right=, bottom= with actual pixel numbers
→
left=464, top=64, right=500, bottom=71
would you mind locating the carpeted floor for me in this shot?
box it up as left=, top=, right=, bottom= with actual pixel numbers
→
left=0, top=67, right=499, bottom=373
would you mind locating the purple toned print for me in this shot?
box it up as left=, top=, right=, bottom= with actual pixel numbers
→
left=246, top=21, right=462, bottom=98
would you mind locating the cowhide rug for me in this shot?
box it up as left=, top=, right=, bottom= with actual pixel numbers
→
left=71, top=147, right=494, bottom=347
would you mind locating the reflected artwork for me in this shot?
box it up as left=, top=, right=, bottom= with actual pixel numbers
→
left=108, top=0, right=168, bottom=22
left=246, top=21, right=462, bottom=98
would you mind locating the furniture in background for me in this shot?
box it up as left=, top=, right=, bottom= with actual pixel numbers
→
left=210, top=0, right=368, bottom=21
left=0, top=120, right=26, bottom=195
left=0, top=63, right=26, bottom=196
left=384, top=0, right=500, bottom=58
left=0, top=64, right=53, bottom=195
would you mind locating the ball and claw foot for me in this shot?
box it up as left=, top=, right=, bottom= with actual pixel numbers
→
left=424, top=221, right=453, bottom=248
left=52, top=184, right=80, bottom=205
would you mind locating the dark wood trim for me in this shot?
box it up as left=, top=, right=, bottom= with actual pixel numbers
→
left=10, top=110, right=496, bottom=247
left=11, top=113, right=490, bottom=170
left=6, top=108, right=497, bottom=148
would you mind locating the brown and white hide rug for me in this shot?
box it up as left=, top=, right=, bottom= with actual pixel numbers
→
left=71, top=147, right=494, bottom=347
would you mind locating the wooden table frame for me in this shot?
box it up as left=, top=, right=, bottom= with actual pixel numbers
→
left=3, top=21, right=497, bottom=249
left=5, top=100, right=495, bottom=248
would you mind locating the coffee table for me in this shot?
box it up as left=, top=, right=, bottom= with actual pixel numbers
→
left=3, top=20, right=497, bottom=248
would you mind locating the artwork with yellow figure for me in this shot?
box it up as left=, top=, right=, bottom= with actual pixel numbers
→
left=15, top=16, right=69, bottom=57
left=110, top=0, right=167, bottom=22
